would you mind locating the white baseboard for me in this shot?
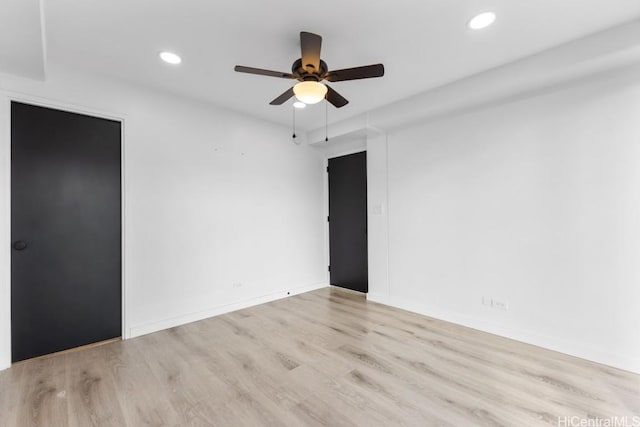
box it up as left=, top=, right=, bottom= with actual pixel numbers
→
left=367, top=293, right=640, bottom=375
left=366, top=293, right=391, bottom=305
left=129, top=282, right=329, bottom=339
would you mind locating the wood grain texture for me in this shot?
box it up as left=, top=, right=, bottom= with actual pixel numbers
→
left=1, top=287, right=638, bottom=426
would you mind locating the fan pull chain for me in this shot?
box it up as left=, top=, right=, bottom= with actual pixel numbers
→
left=292, top=105, right=296, bottom=140
left=325, top=97, right=329, bottom=142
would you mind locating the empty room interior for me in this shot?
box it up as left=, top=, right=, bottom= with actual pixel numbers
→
left=1, top=1, right=640, bottom=426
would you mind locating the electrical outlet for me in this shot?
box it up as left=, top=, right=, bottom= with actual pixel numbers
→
left=493, top=299, right=508, bottom=311
left=233, top=282, right=243, bottom=288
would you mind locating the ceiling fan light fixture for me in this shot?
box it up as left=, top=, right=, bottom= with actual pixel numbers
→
left=293, top=101, right=306, bottom=109
left=468, top=12, right=496, bottom=30
left=293, top=81, right=327, bottom=104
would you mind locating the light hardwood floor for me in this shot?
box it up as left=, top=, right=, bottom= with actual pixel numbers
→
left=0, top=287, right=638, bottom=426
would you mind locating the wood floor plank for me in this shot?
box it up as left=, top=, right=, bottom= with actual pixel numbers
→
left=101, top=339, right=181, bottom=426
left=0, top=286, right=638, bottom=426
left=64, top=345, right=129, bottom=427
left=3, top=355, right=68, bottom=427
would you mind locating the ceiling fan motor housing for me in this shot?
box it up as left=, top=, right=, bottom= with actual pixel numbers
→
left=292, top=58, right=328, bottom=81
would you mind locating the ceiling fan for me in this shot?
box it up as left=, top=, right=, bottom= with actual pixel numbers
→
left=234, top=31, right=384, bottom=108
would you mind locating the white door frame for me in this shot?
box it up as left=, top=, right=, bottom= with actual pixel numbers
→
left=0, top=90, right=128, bottom=369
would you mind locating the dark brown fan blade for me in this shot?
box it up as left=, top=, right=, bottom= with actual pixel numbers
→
left=300, top=32, right=322, bottom=72
left=325, top=85, right=348, bottom=108
left=234, top=65, right=295, bottom=79
left=325, top=64, right=385, bottom=82
left=269, top=87, right=295, bottom=105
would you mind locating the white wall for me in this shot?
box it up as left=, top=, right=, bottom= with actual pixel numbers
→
left=368, top=67, right=640, bottom=373
left=0, top=65, right=327, bottom=369
left=0, top=0, right=45, bottom=80
left=366, top=135, right=389, bottom=298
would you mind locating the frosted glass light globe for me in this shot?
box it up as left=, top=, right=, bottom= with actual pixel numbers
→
left=293, top=81, right=327, bottom=104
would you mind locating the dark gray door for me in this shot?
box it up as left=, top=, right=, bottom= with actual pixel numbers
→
left=328, top=151, right=368, bottom=293
left=11, top=101, right=122, bottom=362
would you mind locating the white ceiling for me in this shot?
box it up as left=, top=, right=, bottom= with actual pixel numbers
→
left=0, top=0, right=45, bottom=80
left=21, top=1, right=640, bottom=129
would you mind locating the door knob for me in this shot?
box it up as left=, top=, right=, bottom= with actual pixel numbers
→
left=13, top=241, right=27, bottom=251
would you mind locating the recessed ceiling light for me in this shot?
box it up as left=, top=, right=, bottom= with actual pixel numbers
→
left=293, top=101, right=306, bottom=109
left=468, top=12, right=496, bottom=30
left=159, top=51, right=182, bottom=64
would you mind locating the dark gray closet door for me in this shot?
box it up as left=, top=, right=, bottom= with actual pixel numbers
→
left=328, top=151, right=368, bottom=293
left=11, top=101, right=122, bottom=362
